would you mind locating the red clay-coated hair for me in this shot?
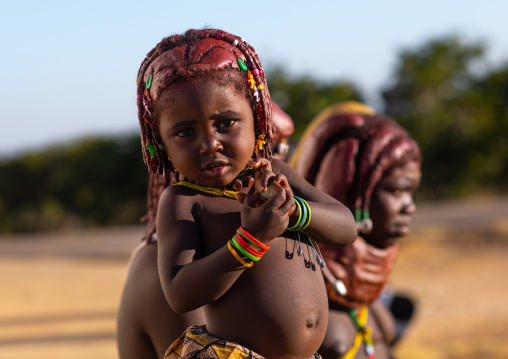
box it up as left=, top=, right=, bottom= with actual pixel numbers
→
left=136, top=29, right=274, bottom=177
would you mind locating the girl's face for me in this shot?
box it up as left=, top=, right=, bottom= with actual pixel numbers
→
left=362, top=160, right=421, bottom=248
left=157, top=77, right=256, bottom=188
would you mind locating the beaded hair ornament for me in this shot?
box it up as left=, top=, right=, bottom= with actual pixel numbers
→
left=136, top=29, right=274, bottom=179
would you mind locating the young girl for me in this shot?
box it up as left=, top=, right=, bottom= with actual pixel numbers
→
left=290, top=105, right=421, bottom=359
left=116, top=102, right=296, bottom=359
left=134, top=29, right=357, bottom=359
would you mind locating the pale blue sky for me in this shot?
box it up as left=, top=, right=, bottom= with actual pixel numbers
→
left=1, top=0, right=507, bottom=156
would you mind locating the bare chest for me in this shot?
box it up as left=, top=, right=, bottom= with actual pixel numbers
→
left=196, top=196, right=244, bottom=253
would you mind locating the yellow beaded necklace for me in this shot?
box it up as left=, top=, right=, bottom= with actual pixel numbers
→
left=173, top=164, right=253, bottom=199
left=173, top=181, right=238, bottom=199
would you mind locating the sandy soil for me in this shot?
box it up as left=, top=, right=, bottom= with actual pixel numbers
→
left=1, top=196, right=507, bottom=359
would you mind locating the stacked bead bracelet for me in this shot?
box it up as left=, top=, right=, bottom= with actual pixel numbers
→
left=287, top=196, right=311, bottom=231
left=287, top=197, right=325, bottom=267
left=227, top=226, right=269, bottom=268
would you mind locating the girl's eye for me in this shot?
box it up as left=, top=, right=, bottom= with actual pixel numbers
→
left=217, top=119, right=236, bottom=129
left=176, top=129, right=193, bottom=137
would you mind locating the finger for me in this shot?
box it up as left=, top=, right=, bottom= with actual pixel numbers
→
left=269, top=173, right=290, bottom=189
left=259, top=170, right=276, bottom=192
left=278, top=176, right=291, bottom=192
left=261, top=174, right=291, bottom=194
left=249, top=157, right=272, bottom=171
left=244, top=192, right=259, bottom=209
left=251, top=158, right=272, bottom=184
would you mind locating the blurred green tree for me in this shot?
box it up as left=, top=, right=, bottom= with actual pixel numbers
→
left=471, top=63, right=508, bottom=189
left=382, top=35, right=507, bottom=198
left=0, top=135, right=148, bottom=233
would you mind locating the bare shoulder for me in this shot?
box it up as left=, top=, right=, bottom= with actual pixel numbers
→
left=156, top=184, right=206, bottom=260
left=158, top=184, right=204, bottom=220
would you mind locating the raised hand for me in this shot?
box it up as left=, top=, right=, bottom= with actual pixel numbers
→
left=235, top=158, right=295, bottom=244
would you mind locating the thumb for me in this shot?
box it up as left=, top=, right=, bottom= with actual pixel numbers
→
left=245, top=192, right=260, bottom=208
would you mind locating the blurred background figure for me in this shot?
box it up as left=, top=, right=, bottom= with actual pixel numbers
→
left=290, top=104, right=421, bottom=359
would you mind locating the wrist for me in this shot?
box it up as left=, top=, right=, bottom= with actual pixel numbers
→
left=288, top=202, right=300, bottom=227
left=287, top=196, right=311, bottom=231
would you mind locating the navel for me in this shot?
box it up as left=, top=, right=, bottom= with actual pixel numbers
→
left=306, top=315, right=319, bottom=329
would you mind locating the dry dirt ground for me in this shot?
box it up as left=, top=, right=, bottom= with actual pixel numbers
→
left=1, top=196, right=507, bottom=359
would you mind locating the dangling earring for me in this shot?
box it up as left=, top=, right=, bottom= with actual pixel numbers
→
left=361, top=215, right=373, bottom=234
left=355, top=208, right=373, bottom=234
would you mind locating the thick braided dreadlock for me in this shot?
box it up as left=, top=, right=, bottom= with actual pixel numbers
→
left=136, top=29, right=274, bottom=178
left=291, top=107, right=421, bottom=234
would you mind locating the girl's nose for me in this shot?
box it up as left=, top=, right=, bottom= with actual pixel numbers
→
left=199, top=135, right=223, bottom=155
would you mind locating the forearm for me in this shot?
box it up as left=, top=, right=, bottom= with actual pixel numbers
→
left=159, top=244, right=247, bottom=313
left=290, top=200, right=357, bottom=247
left=274, top=159, right=357, bottom=246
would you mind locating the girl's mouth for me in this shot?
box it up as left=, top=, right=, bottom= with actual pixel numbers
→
left=202, top=161, right=229, bottom=178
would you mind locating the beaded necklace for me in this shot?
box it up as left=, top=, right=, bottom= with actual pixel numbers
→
left=173, top=166, right=253, bottom=199
left=343, top=306, right=375, bottom=359
left=174, top=181, right=239, bottom=199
